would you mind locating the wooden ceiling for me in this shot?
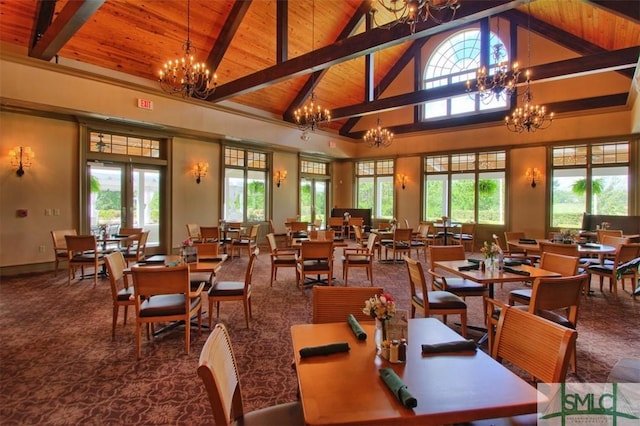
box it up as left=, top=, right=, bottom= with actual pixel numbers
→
left=1, top=0, right=639, bottom=140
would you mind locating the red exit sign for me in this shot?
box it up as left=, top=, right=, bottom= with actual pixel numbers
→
left=137, top=98, right=154, bottom=110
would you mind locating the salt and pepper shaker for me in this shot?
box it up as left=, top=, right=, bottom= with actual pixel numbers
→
left=398, top=338, right=407, bottom=363
left=389, top=340, right=399, bottom=363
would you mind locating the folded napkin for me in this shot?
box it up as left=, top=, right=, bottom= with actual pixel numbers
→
left=458, top=263, right=479, bottom=271
left=379, top=368, right=418, bottom=409
left=518, top=238, right=537, bottom=245
left=503, top=266, right=531, bottom=276
left=299, top=342, right=350, bottom=358
left=347, top=314, right=367, bottom=341
left=421, top=339, right=477, bottom=354
left=466, top=258, right=481, bottom=264
left=165, top=260, right=181, bottom=267
left=504, top=260, right=523, bottom=266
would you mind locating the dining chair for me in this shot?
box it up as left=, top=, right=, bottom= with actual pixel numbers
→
left=51, top=228, right=77, bottom=275
left=121, top=230, right=149, bottom=266
left=198, top=323, right=304, bottom=426
left=489, top=274, right=586, bottom=372
left=347, top=217, right=364, bottom=239
left=538, top=240, right=594, bottom=269
left=352, top=225, right=366, bottom=247
left=266, top=233, right=297, bottom=286
left=295, top=240, right=334, bottom=291
left=208, top=250, right=257, bottom=328
left=341, top=233, right=377, bottom=286
left=599, top=234, right=632, bottom=265
left=118, top=227, right=143, bottom=236
left=230, top=223, right=260, bottom=259
left=186, top=223, right=201, bottom=242
left=309, top=229, right=335, bottom=240
left=468, top=303, right=578, bottom=426
left=189, top=242, right=221, bottom=291
left=130, top=264, right=204, bottom=359
left=269, top=219, right=289, bottom=247
left=199, top=226, right=220, bottom=243
left=65, top=234, right=106, bottom=287
left=327, top=217, right=345, bottom=239
left=312, top=286, right=384, bottom=324
left=509, top=252, right=580, bottom=306
left=588, top=243, right=640, bottom=298
left=450, top=222, right=476, bottom=252
left=596, top=229, right=623, bottom=243
left=428, top=245, right=488, bottom=322
left=381, top=228, right=413, bottom=262
left=503, top=231, right=529, bottom=253
left=404, top=256, right=468, bottom=337
left=104, top=251, right=135, bottom=340
left=492, top=234, right=537, bottom=267
left=288, top=221, right=309, bottom=244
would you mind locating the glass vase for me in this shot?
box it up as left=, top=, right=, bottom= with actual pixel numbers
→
left=375, top=318, right=388, bottom=355
left=484, top=257, right=496, bottom=272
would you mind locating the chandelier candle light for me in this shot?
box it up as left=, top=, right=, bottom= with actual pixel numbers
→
left=158, top=0, right=217, bottom=99
left=466, top=36, right=520, bottom=103
left=370, top=0, right=460, bottom=34
left=504, top=76, right=554, bottom=133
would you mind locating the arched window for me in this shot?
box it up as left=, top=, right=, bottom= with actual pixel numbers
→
left=423, top=29, right=509, bottom=120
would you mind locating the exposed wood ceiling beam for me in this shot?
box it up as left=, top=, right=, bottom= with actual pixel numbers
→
left=346, top=93, right=629, bottom=138
left=333, top=46, right=637, bottom=127
left=283, top=1, right=369, bottom=120
left=588, top=0, right=640, bottom=22
left=31, top=0, right=56, bottom=50
left=206, top=0, right=252, bottom=71
left=276, top=0, right=288, bottom=63
left=208, top=1, right=529, bottom=102
left=29, top=0, right=105, bottom=60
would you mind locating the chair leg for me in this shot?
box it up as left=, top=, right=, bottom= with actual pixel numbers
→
left=112, top=305, right=118, bottom=340
left=136, top=322, right=142, bottom=360
left=208, top=298, right=214, bottom=329
left=460, top=311, right=467, bottom=338
left=184, top=319, right=191, bottom=355
left=243, top=299, right=251, bottom=328
left=270, top=264, right=275, bottom=286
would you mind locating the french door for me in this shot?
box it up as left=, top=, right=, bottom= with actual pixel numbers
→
left=300, top=178, right=328, bottom=228
left=87, top=162, right=162, bottom=249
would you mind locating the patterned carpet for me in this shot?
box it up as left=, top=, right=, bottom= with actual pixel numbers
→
left=1, top=245, right=639, bottom=425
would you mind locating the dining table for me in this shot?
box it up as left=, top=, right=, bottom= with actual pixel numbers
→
left=291, top=318, right=544, bottom=426
left=506, top=239, right=617, bottom=257
left=433, top=222, right=461, bottom=245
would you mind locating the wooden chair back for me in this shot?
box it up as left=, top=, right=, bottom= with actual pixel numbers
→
left=312, top=286, right=384, bottom=324
left=51, top=229, right=77, bottom=273
left=393, top=228, right=413, bottom=244
left=614, top=244, right=640, bottom=267
left=289, top=221, right=309, bottom=232
left=300, top=240, right=334, bottom=260
left=492, top=303, right=577, bottom=383
left=596, top=229, right=623, bottom=243
left=66, top=234, right=98, bottom=254
left=200, top=226, right=220, bottom=241
left=198, top=323, right=246, bottom=426
left=528, top=275, right=587, bottom=327
left=539, top=241, right=580, bottom=262
left=348, top=217, right=364, bottom=228
left=310, top=229, right=335, bottom=240
left=186, top=223, right=201, bottom=240
left=266, top=233, right=277, bottom=253
left=539, top=252, right=580, bottom=276
left=504, top=231, right=526, bottom=251
left=601, top=235, right=631, bottom=248
left=195, top=242, right=220, bottom=260
left=377, top=222, right=392, bottom=230
left=428, top=245, right=466, bottom=268
left=104, top=251, right=128, bottom=300
left=118, top=227, right=143, bottom=236
left=405, top=256, right=431, bottom=309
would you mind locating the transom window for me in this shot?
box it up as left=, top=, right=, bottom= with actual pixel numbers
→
left=424, top=29, right=510, bottom=120
left=89, top=132, right=161, bottom=158
left=301, top=160, right=327, bottom=175
left=424, top=151, right=506, bottom=224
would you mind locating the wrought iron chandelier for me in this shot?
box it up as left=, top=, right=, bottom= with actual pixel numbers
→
left=504, top=4, right=553, bottom=133
left=370, top=0, right=460, bottom=34
left=158, top=0, right=217, bottom=99
left=467, top=43, right=520, bottom=104
left=364, top=117, right=394, bottom=148
left=504, top=79, right=554, bottom=133
left=293, top=0, right=330, bottom=133
left=294, top=91, right=331, bottom=132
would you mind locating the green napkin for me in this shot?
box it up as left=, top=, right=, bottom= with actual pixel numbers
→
left=299, top=342, right=350, bottom=358
left=379, top=368, right=418, bottom=409
left=347, top=314, right=367, bottom=341
left=421, top=339, right=477, bottom=354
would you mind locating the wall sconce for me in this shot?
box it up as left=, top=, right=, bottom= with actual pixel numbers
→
left=192, top=161, right=208, bottom=184
left=398, top=174, right=408, bottom=190
left=525, top=167, right=540, bottom=188
left=275, top=170, right=287, bottom=188
left=9, top=146, right=35, bottom=177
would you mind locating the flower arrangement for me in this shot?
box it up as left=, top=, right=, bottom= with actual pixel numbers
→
left=182, top=238, right=194, bottom=248
left=389, top=217, right=397, bottom=226
left=363, top=293, right=396, bottom=321
left=480, top=241, right=500, bottom=260
left=343, top=211, right=351, bottom=221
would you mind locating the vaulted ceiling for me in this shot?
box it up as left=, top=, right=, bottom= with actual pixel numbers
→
left=1, top=0, right=639, bottom=141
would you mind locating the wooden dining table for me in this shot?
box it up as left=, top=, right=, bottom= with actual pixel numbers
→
left=291, top=318, right=544, bottom=426
left=506, top=239, right=617, bottom=256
